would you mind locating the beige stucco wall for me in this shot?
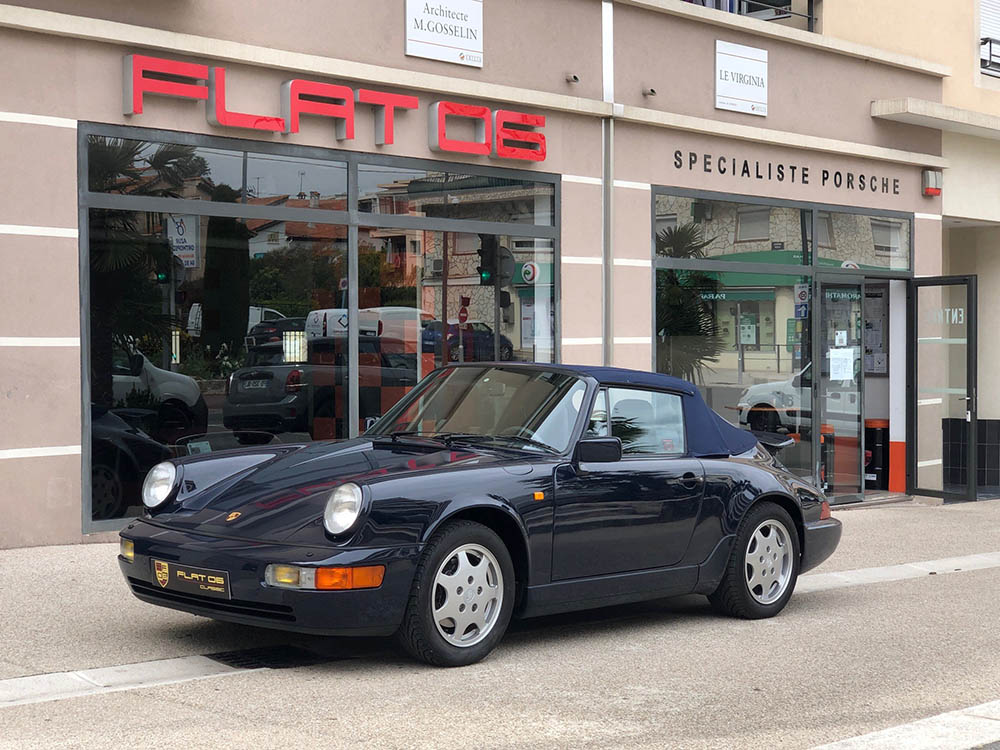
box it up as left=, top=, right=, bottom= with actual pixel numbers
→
left=941, top=132, right=1000, bottom=222
left=822, top=0, right=994, bottom=116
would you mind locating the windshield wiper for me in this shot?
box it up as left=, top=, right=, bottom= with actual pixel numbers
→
left=442, top=433, right=559, bottom=455
left=487, top=434, right=560, bottom=454
left=378, top=430, right=448, bottom=446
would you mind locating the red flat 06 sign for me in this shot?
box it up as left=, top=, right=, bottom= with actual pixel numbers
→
left=124, top=54, right=546, bottom=162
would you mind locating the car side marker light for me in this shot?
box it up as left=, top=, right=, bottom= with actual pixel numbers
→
left=819, top=501, right=832, bottom=520
left=533, top=491, right=544, bottom=501
left=265, top=564, right=385, bottom=590
left=316, top=565, right=385, bottom=590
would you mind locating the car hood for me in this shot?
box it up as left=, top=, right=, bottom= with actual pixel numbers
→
left=150, top=438, right=507, bottom=543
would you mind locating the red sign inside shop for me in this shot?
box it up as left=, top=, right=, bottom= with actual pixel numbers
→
left=123, top=54, right=546, bottom=162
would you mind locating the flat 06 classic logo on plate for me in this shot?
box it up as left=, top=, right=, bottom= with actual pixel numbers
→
left=151, top=559, right=232, bottom=600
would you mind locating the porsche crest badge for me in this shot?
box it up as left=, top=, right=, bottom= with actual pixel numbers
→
left=154, top=560, right=169, bottom=588
left=226, top=511, right=242, bottom=522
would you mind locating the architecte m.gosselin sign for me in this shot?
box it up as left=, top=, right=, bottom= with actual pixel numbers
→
left=406, top=0, right=484, bottom=68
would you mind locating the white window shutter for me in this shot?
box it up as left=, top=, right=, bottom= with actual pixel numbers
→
left=982, top=0, right=1000, bottom=40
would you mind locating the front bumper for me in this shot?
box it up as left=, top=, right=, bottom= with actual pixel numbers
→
left=800, top=517, right=843, bottom=574
left=119, top=520, right=421, bottom=636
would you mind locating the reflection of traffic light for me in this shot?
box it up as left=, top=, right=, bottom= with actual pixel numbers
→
left=155, top=247, right=172, bottom=284
left=477, top=235, right=498, bottom=286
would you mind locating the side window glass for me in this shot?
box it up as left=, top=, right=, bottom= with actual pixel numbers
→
left=586, top=389, right=609, bottom=437
left=607, top=388, right=686, bottom=456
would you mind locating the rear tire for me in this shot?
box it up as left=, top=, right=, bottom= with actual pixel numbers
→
left=396, top=521, right=515, bottom=667
left=708, top=501, right=799, bottom=619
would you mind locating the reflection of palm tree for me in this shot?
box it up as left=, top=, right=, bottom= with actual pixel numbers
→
left=610, top=417, right=647, bottom=452
left=88, top=137, right=210, bottom=406
left=655, top=223, right=725, bottom=384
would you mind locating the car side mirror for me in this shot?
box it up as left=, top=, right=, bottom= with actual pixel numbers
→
left=128, top=353, right=144, bottom=376
left=574, top=436, right=622, bottom=464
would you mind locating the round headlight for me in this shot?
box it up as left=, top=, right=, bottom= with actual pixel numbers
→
left=142, top=462, right=178, bottom=509
left=323, top=483, right=363, bottom=535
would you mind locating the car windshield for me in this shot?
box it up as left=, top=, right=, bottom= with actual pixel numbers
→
left=367, top=366, right=588, bottom=453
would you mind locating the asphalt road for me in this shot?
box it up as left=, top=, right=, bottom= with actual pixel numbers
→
left=1, top=499, right=999, bottom=749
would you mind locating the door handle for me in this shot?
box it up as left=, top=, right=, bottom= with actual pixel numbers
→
left=680, top=472, right=702, bottom=490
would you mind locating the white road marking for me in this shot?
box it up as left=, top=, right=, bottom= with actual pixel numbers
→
left=811, top=698, right=1000, bottom=749
left=0, top=655, right=254, bottom=708
left=798, top=551, right=1000, bottom=593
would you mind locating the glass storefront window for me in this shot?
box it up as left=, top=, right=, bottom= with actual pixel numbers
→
left=654, top=195, right=810, bottom=265
left=655, top=269, right=813, bottom=478
left=246, top=153, right=347, bottom=205
left=814, top=212, right=911, bottom=272
left=358, top=164, right=554, bottom=225
left=409, top=231, right=555, bottom=371
left=87, top=135, right=347, bottom=208
left=88, top=206, right=349, bottom=521
left=82, top=126, right=559, bottom=527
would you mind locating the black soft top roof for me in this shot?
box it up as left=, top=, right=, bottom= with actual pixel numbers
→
left=512, top=363, right=759, bottom=458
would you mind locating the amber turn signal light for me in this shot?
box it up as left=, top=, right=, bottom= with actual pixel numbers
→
left=315, top=565, right=386, bottom=590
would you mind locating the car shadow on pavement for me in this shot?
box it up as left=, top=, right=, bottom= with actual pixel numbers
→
left=138, top=588, right=848, bottom=670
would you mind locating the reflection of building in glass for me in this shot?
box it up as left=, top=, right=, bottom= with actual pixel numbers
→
left=655, top=194, right=910, bottom=270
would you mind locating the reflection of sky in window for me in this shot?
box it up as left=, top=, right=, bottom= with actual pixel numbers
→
left=247, top=153, right=347, bottom=200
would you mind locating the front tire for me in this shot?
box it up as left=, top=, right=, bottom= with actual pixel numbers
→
left=708, top=501, right=799, bottom=619
left=396, top=521, right=515, bottom=667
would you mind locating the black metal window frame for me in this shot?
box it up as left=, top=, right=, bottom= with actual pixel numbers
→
left=649, top=185, right=914, bottom=495
left=685, top=0, right=818, bottom=32
left=982, top=37, right=1000, bottom=77
left=78, top=121, right=561, bottom=533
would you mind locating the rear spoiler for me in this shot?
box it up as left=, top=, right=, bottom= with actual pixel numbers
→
left=751, top=431, right=796, bottom=455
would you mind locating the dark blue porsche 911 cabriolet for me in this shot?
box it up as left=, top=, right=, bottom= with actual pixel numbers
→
left=119, top=363, right=841, bottom=666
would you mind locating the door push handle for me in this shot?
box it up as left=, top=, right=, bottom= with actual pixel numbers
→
left=680, top=472, right=702, bottom=489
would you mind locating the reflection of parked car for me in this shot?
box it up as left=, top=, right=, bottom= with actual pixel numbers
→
left=737, top=358, right=861, bottom=435
left=305, top=308, right=378, bottom=338
left=112, top=345, right=208, bottom=437
left=245, top=316, right=306, bottom=349
left=737, top=363, right=810, bottom=433
left=422, top=320, right=514, bottom=361
left=91, top=405, right=171, bottom=520
left=223, top=335, right=418, bottom=441
left=187, top=304, right=286, bottom=337
left=363, top=306, right=435, bottom=339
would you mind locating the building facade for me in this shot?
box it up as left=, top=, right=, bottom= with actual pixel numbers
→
left=0, top=0, right=952, bottom=548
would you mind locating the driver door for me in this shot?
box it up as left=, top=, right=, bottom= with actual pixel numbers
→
left=551, top=386, right=705, bottom=581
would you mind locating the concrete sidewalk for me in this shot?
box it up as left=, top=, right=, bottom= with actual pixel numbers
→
left=2, top=499, right=998, bottom=682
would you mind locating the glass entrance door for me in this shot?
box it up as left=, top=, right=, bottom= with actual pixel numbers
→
left=816, top=277, right=864, bottom=502
left=908, top=276, right=977, bottom=501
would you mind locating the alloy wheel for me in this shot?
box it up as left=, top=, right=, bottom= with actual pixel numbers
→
left=432, top=543, right=504, bottom=648
left=744, top=519, right=793, bottom=605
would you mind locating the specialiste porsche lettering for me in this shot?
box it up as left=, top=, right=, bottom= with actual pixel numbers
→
left=123, top=54, right=545, bottom=161
left=672, top=150, right=902, bottom=195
